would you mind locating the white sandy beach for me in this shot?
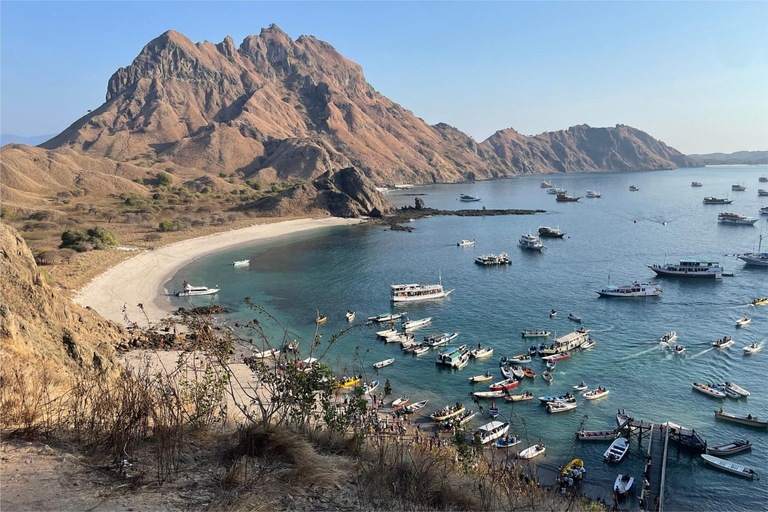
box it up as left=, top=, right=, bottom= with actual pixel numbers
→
left=74, top=217, right=364, bottom=327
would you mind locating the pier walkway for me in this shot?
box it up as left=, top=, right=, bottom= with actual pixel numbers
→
left=643, top=423, right=669, bottom=511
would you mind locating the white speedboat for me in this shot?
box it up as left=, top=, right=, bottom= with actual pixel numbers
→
left=614, top=474, right=634, bottom=497
left=573, top=381, right=588, bottom=391
left=518, top=443, right=546, bottom=459
left=738, top=235, right=768, bottom=266
left=736, top=315, right=751, bottom=327
left=469, top=347, right=494, bottom=359
left=373, top=358, right=395, bottom=369
left=743, top=343, right=761, bottom=355
left=674, top=345, right=686, bottom=354
left=547, top=400, right=577, bottom=413
left=712, top=336, right=734, bottom=348
left=648, top=259, right=723, bottom=278
left=597, top=281, right=662, bottom=297
left=659, top=331, right=677, bottom=344
left=519, top=233, right=545, bottom=251
left=232, top=259, right=250, bottom=267
left=603, top=438, right=629, bottom=463
left=546, top=187, right=565, bottom=195
left=176, top=281, right=219, bottom=296
left=402, top=317, right=432, bottom=331
left=580, top=339, right=596, bottom=350
left=718, top=212, right=758, bottom=225
left=457, top=239, right=475, bottom=247
left=391, top=278, right=454, bottom=302
left=584, top=387, right=610, bottom=400
left=475, top=421, right=510, bottom=444
left=586, top=190, right=602, bottom=198
left=368, top=312, right=406, bottom=323
left=701, top=454, right=757, bottom=479
left=391, top=396, right=409, bottom=408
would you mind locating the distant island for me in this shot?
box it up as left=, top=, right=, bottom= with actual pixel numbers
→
left=687, top=150, right=768, bottom=165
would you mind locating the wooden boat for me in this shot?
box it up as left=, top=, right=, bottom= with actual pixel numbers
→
left=360, top=380, right=379, bottom=395
left=715, top=409, right=768, bottom=428
left=232, top=259, right=250, bottom=267
left=430, top=404, right=466, bottom=422
left=316, top=314, right=328, bottom=324
left=522, top=330, right=551, bottom=338
left=489, top=378, right=518, bottom=391
left=494, top=435, right=522, bottom=448
left=404, top=399, right=429, bottom=413
left=707, top=439, right=751, bottom=456
left=674, top=345, right=686, bottom=354
left=547, top=400, right=576, bottom=413
left=345, top=310, right=356, bottom=322
left=573, top=381, right=588, bottom=391
left=579, top=339, right=596, bottom=350
left=413, top=345, right=430, bottom=355
left=701, top=454, right=757, bottom=478
left=470, top=347, right=494, bottom=359
left=660, top=331, right=678, bottom=344
left=550, top=310, right=557, bottom=318
left=368, top=312, right=406, bottom=323
left=392, top=396, right=409, bottom=408
left=469, top=371, right=494, bottom=383
left=541, top=352, right=570, bottom=362
left=504, top=392, right=534, bottom=402
left=475, top=421, right=510, bottom=444
left=568, top=313, right=582, bottom=322
left=613, top=474, right=634, bottom=497
left=603, top=437, right=629, bottom=463
left=489, top=402, right=499, bottom=418
left=509, top=366, right=524, bottom=379
left=252, top=348, right=280, bottom=359
left=502, top=354, right=532, bottom=364
left=724, top=382, right=750, bottom=397
left=736, top=315, right=751, bottom=328
left=473, top=390, right=506, bottom=399
left=545, top=361, right=556, bottom=371
left=522, top=367, right=536, bottom=379
left=518, top=443, right=546, bottom=459
left=538, top=393, right=576, bottom=404
left=743, top=343, right=761, bottom=355
left=584, top=387, right=610, bottom=400
left=542, top=371, right=553, bottom=383
left=576, top=429, right=618, bottom=441
left=692, top=382, right=725, bottom=398
left=712, top=336, right=734, bottom=348
left=373, top=358, right=395, bottom=369
left=750, top=297, right=768, bottom=306
left=402, top=317, right=432, bottom=331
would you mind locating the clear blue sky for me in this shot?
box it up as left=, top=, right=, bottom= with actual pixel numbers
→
left=2, top=1, right=767, bottom=154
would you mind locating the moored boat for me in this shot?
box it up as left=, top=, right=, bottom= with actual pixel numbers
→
left=402, top=317, right=433, bottom=331
left=556, top=192, right=581, bottom=202
left=573, top=381, right=588, bottom=391
left=568, top=313, right=582, bottom=322
left=647, top=259, right=723, bottom=278
left=547, top=400, right=577, bottom=413
left=460, top=194, right=482, bottom=202
left=494, top=435, right=522, bottom=448
left=692, top=382, right=725, bottom=398
left=691, top=181, right=703, bottom=187
left=603, top=437, right=629, bottom=463
left=718, top=212, right=758, bottom=225
left=539, top=329, right=590, bottom=355
left=576, top=429, right=618, bottom=441
left=586, top=189, right=602, bottom=198
left=707, top=439, right=751, bottom=456
left=404, top=399, right=429, bottom=413
left=391, top=279, right=454, bottom=302
left=488, top=403, right=499, bottom=418
left=614, top=474, right=634, bottom=497
left=475, top=253, right=512, bottom=266
left=470, top=346, right=494, bottom=359
left=584, top=387, right=610, bottom=400
left=703, top=197, right=732, bottom=204
left=519, top=233, right=545, bottom=251
left=521, top=330, right=551, bottom=338
left=538, top=226, right=565, bottom=238
left=424, top=331, right=459, bottom=347
left=489, top=378, right=519, bottom=391
left=469, top=371, right=493, bottom=383
left=518, top=443, right=546, bottom=459
left=542, top=371, right=553, bottom=383
left=501, top=354, right=532, bottom=364
left=738, top=235, right=768, bottom=266
left=714, top=409, right=768, bottom=428
left=373, top=358, right=395, bottom=369
left=522, top=366, right=536, bottom=379
left=472, top=390, right=506, bottom=399
left=541, top=352, right=570, bottom=362
left=504, top=391, right=534, bottom=402
left=579, top=339, right=596, bottom=350
left=732, top=184, right=747, bottom=191
left=442, top=409, right=476, bottom=429
left=538, top=393, right=575, bottom=404
left=413, top=345, right=430, bottom=355
left=597, top=281, right=662, bottom=298
left=368, top=312, right=406, bottom=323
left=391, top=396, right=409, bottom=408
left=700, top=454, right=757, bottom=478
left=376, top=327, right=399, bottom=338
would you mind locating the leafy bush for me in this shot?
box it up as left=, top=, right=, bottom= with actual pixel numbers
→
left=59, top=226, right=118, bottom=251
left=156, top=171, right=173, bottom=187
left=158, top=219, right=182, bottom=232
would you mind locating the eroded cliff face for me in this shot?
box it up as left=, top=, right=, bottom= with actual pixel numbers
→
left=0, top=224, right=124, bottom=377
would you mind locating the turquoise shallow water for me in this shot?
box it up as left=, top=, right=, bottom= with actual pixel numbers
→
left=170, top=166, right=767, bottom=511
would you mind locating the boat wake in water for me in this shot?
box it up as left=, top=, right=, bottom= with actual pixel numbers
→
left=690, top=347, right=715, bottom=359
left=617, top=344, right=666, bottom=361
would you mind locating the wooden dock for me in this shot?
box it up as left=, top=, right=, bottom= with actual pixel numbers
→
left=641, top=423, right=669, bottom=512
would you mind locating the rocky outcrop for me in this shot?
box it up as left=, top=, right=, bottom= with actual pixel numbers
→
left=480, top=124, right=700, bottom=174
left=0, top=224, right=125, bottom=377
left=250, top=167, right=394, bottom=218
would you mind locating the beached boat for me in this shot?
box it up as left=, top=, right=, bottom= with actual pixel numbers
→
left=252, top=348, right=280, bottom=359
left=176, top=282, right=219, bottom=297
left=712, top=336, right=734, bottom=348
left=718, top=212, right=758, bottom=225
left=576, top=430, right=618, bottom=441
left=692, top=382, right=725, bottom=398
left=469, top=371, right=494, bottom=383
left=360, top=380, right=379, bottom=395
left=494, top=435, right=522, bottom=449
left=391, top=279, right=454, bottom=302
left=469, top=347, right=494, bottom=359
left=573, top=381, right=588, bottom=391
left=504, top=392, right=534, bottom=402
left=723, top=382, right=750, bottom=397
left=522, top=330, right=551, bottom=338
left=580, top=339, right=596, bottom=350
left=442, top=409, right=476, bottom=429
left=542, top=371, right=553, bottom=383
left=647, top=259, right=723, bottom=278
left=674, top=345, right=686, bottom=354
left=736, top=315, right=751, bottom=327
left=473, top=390, right=506, bottom=399
left=368, top=312, right=406, bottom=323
left=547, top=400, right=576, bottom=413
left=538, top=329, right=590, bottom=355
left=373, top=358, right=395, bottom=369
left=457, top=239, right=476, bottom=247
left=519, top=233, right=545, bottom=251
left=460, top=194, right=482, bottom=202
left=584, top=387, right=610, bottom=400
left=392, top=396, right=409, bottom=408
left=538, top=393, right=576, bottom=404
left=743, top=343, right=761, bottom=355
left=404, top=399, right=429, bottom=414
left=707, top=439, right=751, bottom=457
left=614, top=474, right=634, bottom=497
left=597, top=281, right=662, bottom=298
left=561, top=459, right=586, bottom=481
left=703, top=197, right=732, bottom=204
left=538, top=226, right=565, bottom=238
left=518, top=444, right=546, bottom=460
left=232, top=259, right=250, bottom=267
left=345, top=310, right=355, bottom=322
left=430, top=404, right=466, bottom=422
left=701, top=454, right=758, bottom=478
left=402, top=317, right=432, bottom=331
left=489, top=378, right=518, bottom=391
left=714, top=409, right=768, bottom=428
left=629, top=185, right=640, bottom=191
left=603, top=437, right=629, bottom=463
left=660, top=331, right=678, bottom=344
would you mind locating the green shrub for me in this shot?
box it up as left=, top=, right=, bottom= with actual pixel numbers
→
left=156, top=171, right=173, bottom=187
left=158, top=220, right=182, bottom=232
left=59, top=226, right=118, bottom=251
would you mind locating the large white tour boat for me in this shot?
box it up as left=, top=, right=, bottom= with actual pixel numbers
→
left=519, top=233, right=545, bottom=251
left=702, top=197, right=732, bottom=205
left=647, top=259, right=723, bottom=278
left=391, top=279, right=454, bottom=302
left=718, top=212, right=758, bottom=225
left=538, top=329, right=590, bottom=356
left=596, top=281, right=662, bottom=297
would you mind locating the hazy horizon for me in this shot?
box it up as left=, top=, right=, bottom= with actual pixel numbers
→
left=2, top=1, right=767, bottom=154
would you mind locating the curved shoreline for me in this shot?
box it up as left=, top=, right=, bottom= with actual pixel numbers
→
left=74, top=217, right=365, bottom=327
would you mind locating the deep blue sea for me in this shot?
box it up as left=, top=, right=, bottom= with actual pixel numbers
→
left=169, top=166, right=767, bottom=511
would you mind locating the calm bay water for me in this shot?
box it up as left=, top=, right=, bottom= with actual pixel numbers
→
left=170, top=166, right=767, bottom=510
